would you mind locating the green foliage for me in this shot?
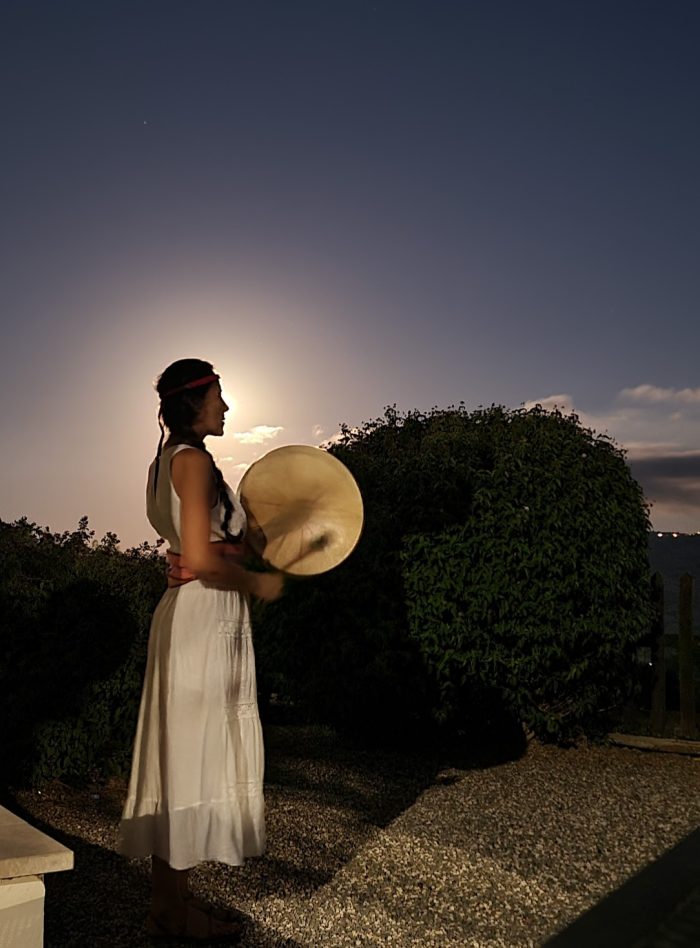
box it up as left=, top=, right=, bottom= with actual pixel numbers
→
left=0, top=517, right=165, bottom=786
left=398, top=405, right=652, bottom=741
left=254, top=404, right=652, bottom=745
left=1, top=402, right=652, bottom=782
left=253, top=408, right=440, bottom=742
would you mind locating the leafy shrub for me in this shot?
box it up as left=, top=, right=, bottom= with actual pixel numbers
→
left=254, top=404, right=652, bottom=745
left=400, top=405, right=652, bottom=740
left=253, top=409, right=444, bottom=743
left=0, top=517, right=164, bottom=786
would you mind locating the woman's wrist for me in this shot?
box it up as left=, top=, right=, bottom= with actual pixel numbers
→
left=243, top=571, right=259, bottom=596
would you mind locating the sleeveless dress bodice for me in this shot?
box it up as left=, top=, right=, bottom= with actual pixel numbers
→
left=146, top=444, right=246, bottom=553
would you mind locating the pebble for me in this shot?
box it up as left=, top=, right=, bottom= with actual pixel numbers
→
left=10, top=725, right=700, bottom=947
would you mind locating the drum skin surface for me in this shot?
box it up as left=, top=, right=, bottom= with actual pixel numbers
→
left=239, top=445, right=364, bottom=576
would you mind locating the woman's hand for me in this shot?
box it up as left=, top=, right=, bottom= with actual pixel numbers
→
left=251, top=571, right=285, bottom=602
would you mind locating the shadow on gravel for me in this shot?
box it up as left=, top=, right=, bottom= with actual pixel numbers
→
left=3, top=719, right=526, bottom=947
left=544, top=826, right=700, bottom=948
left=262, top=709, right=527, bottom=825
left=1, top=794, right=306, bottom=948
left=263, top=726, right=442, bottom=826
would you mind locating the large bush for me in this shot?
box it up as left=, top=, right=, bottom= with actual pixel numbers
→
left=253, top=409, right=443, bottom=743
left=0, top=517, right=164, bottom=786
left=399, top=405, right=652, bottom=741
left=254, top=404, right=652, bottom=744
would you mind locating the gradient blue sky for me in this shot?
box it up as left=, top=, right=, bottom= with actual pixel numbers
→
left=1, top=0, right=699, bottom=545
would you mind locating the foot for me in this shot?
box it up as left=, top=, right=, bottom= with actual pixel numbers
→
left=147, top=896, right=244, bottom=941
left=183, top=894, right=247, bottom=926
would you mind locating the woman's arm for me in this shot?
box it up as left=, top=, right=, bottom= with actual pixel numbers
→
left=171, top=449, right=283, bottom=600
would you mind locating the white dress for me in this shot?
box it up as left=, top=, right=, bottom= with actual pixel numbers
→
left=117, top=445, right=265, bottom=870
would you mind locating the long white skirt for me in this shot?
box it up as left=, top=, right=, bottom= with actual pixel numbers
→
left=117, top=581, right=265, bottom=870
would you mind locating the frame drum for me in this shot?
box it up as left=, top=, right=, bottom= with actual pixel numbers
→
left=238, top=445, right=364, bottom=576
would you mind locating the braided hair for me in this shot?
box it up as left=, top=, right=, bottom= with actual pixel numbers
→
left=154, top=358, right=242, bottom=543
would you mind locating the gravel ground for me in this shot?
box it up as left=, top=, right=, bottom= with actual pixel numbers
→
left=8, top=724, right=700, bottom=947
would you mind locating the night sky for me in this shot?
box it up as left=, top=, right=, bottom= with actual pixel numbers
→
left=1, top=0, right=699, bottom=544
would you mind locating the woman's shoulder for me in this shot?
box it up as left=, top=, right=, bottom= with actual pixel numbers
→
left=168, top=446, right=218, bottom=501
left=168, top=444, right=211, bottom=473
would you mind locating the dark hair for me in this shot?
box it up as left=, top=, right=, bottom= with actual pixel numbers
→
left=153, top=358, right=242, bottom=543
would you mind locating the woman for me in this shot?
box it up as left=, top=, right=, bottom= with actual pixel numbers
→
left=117, top=358, right=283, bottom=941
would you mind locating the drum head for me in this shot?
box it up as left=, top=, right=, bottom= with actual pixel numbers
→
left=239, top=444, right=364, bottom=576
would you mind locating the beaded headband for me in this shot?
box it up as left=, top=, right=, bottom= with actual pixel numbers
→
left=161, top=373, right=219, bottom=398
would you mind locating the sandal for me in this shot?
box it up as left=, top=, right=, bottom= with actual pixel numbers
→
left=183, top=894, right=247, bottom=926
left=147, top=898, right=244, bottom=942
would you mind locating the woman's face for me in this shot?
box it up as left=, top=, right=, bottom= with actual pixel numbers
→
left=195, top=382, right=229, bottom=438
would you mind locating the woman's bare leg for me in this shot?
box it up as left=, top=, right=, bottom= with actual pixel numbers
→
left=151, top=855, right=189, bottom=924
left=149, top=855, right=243, bottom=938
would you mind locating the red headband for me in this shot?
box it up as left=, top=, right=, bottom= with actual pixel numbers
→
left=161, top=373, right=219, bottom=398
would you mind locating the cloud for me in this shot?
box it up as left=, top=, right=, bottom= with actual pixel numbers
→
left=232, top=425, right=284, bottom=445
left=523, top=389, right=694, bottom=447
left=522, top=393, right=575, bottom=412
left=619, top=385, right=700, bottom=404
left=319, top=429, right=355, bottom=448
left=522, top=394, right=622, bottom=436
left=622, top=442, right=684, bottom=460
left=312, top=424, right=324, bottom=439
left=626, top=452, right=700, bottom=530
left=521, top=390, right=700, bottom=529
left=629, top=452, right=700, bottom=482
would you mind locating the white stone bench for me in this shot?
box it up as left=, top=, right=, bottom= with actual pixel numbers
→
left=0, top=805, right=73, bottom=948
